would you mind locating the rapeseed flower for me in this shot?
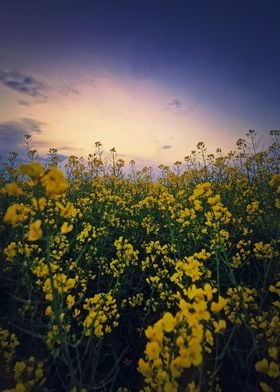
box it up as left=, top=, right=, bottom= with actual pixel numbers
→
left=259, top=382, right=273, bottom=392
left=187, top=344, right=203, bottom=366
left=145, top=321, right=164, bottom=343
left=4, top=203, right=29, bottom=227
left=162, top=312, right=176, bottom=333
left=4, top=242, right=18, bottom=262
left=211, top=296, right=227, bottom=313
left=41, top=167, right=67, bottom=197
left=56, top=201, right=77, bottom=218
left=66, top=294, right=75, bottom=309
left=60, top=222, right=73, bottom=234
left=145, top=341, right=161, bottom=360
left=255, top=358, right=269, bottom=373
left=31, top=197, right=46, bottom=211
left=137, top=358, right=152, bottom=377
left=268, top=346, right=278, bottom=360
left=28, top=220, right=43, bottom=241
left=213, top=319, right=226, bottom=333
left=20, top=162, right=44, bottom=180
left=2, top=182, right=23, bottom=196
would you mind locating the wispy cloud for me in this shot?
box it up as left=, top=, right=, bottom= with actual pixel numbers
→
left=0, top=69, right=47, bottom=102
left=58, top=145, right=85, bottom=152
left=168, top=98, right=182, bottom=110
left=52, top=80, right=80, bottom=97
left=73, top=75, right=106, bottom=87
left=18, top=100, right=31, bottom=106
left=0, top=118, right=43, bottom=157
left=0, top=69, right=84, bottom=104
left=165, top=98, right=200, bottom=118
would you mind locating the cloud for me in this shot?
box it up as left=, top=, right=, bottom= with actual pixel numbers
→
left=0, top=69, right=48, bottom=102
left=58, top=146, right=85, bottom=152
left=72, top=74, right=106, bottom=87
left=0, top=69, right=84, bottom=105
left=168, top=98, right=182, bottom=110
left=52, top=80, right=80, bottom=97
left=18, top=100, right=31, bottom=106
left=183, top=102, right=199, bottom=116
left=162, top=145, right=172, bottom=149
left=0, top=118, right=43, bottom=158
left=166, top=99, right=199, bottom=116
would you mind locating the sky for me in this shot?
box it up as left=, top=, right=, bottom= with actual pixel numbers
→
left=0, top=0, right=280, bottom=168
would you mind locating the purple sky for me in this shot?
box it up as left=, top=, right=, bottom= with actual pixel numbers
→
left=0, top=0, right=279, bottom=166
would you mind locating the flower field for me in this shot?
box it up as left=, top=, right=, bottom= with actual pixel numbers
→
left=0, top=130, right=279, bottom=391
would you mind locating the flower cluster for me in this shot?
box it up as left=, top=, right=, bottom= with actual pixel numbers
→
left=0, top=131, right=279, bottom=390
left=138, top=287, right=227, bottom=391
left=83, top=292, right=120, bottom=337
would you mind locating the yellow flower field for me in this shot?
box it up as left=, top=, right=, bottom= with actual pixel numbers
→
left=0, top=130, right=279, bottom=391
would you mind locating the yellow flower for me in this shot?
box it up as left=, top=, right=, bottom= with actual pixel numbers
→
left=187, top=343, right=203, bottom=366
left=14, top=382, right=27, bottom=392
left=145, top=321, right=164, bottom=343
left=213, top=319, right=226, bottom=333
left=14, top=361, right=26, bottom=378
left=253, top=241, right=274, bottom=259
left=145, top=341, right=161, bottom=360
left=4, top=242, right=18, bottom=262
left=28, top=220, right=43, bottom=241
left=32, top=197, right=46, bottom=211
left=267, top=361, right=279, bottom=378
left=45, top=306, right=53, bottom=316
left=3, top=183, right=23, bottom=196
left=170, top=356, right=183, bottom=377
left=193, top=199, right=203, bottom=211
left=259, top=382, right=273, bottom=392
left=187, top=381, right=200, bottom=392
left=64, top=278, right=76, bottom=292
left=211, top=296, right=227, bottom=313
left=56, top=201, right=76, bottom=218
left=164, top=381, right=177, bottom=392
left=186, top=285, right=204, bottom=301
left=4, top=203, right=29, bottom=227
left=20, top=162, right=44, bottom=180
left=73, top=309, right=81, bottom=318
left=61, top=222, right=73, bottom=234
left=203, top=283, right=216, bottom=301
left=268, top=346, right=278, bottom=360
left=193, top=300, right=210, bottom=321
left=205, top=329, right=214, bottom=350
left=162, top=312, right=176, bottom=333
left=34, top=364, right=44, bottom=382
left=41, top=167, right=67, bottom=197
left=137, top=358, right=152, bottom=377
left=255, top=358, right=269, bottom=373
left=66, top=294, right=75, bottom=309
left=176, top=335, right=184, bottom=347
left=207, top=195, right=221, bottom=205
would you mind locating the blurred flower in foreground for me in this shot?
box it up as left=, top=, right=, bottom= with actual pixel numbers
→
left=41, top=167, right=67, bottom=197
left=20, top=162, right=44, bottom=180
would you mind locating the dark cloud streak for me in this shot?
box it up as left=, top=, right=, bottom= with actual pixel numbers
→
left=0, top=69, right=84, bottom=103
left=0, top=69, right=47, bottom=101
left=168, top=99, right=182, bottom=110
